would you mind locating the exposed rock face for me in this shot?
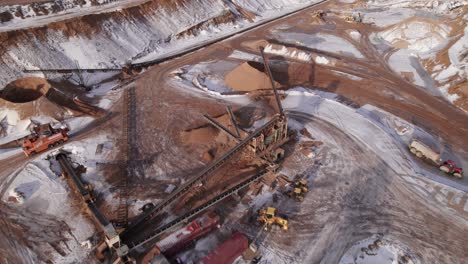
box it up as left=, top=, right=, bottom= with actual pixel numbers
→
left=0, top=0, right=317, bottom=88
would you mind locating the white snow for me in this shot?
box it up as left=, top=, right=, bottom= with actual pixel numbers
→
left=0, top=108, right=21, bottom=127
left=332, top=70, right=363, bottom=81
left=1, top=161, right=95, bottom=263
left=360, top=8, right=416, bottom=28
left=0, top=0, right=324, bottom=88
left=275, top=32, right=365, bottom=58
left=435, top=65, right=460, bottom=81
left=339, top=236, right=414, bottom=264
left=440, top=25, right=468, bottom=82
left=282, top=88, right=413, bottom=176
left=366, top=0, right=468, bottom=13
left=388, top=50, right=424, bottom=86
left=265, top=44, right=312, bottom=62
left=0, top=110, right=53, bottom=146
left=228, top=50, right=261, bottom=61
left=348, top=30, right=361, bottom=41
left=0, top=148, right=23, bottom=160
left=315, top=56, right=330, bottom=65
left=379, top=21, right=451, bottom=53
left=0, top=0, right=152, bottom=33
left=439, top=84, right=460, bottom=103
left=60, top=133, right=117, bottom=201
left=165, top=184, right=176, bottom=193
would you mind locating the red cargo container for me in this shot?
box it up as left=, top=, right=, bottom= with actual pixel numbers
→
left=156, top=211, right=220, bottom=257
left=197, top=232, right=249, bottom=264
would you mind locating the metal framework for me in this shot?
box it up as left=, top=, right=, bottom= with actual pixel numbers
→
left=127, top=167, right=274, bottom=251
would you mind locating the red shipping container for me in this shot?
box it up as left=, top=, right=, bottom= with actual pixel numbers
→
left=197, top=232, right=249, bottom=264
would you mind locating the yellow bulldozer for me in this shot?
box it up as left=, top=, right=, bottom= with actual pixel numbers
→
left=257, top=207, right=288, bottom=231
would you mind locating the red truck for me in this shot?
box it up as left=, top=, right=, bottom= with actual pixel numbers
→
left=22, top=123, right=69, bottom=156
left=197, top=232, right=249, bottom=264
left=156, top=211, right=220, bottom=257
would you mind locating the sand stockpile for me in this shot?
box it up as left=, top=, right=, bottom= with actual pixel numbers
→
left=180, top=113, right=247, bottom=162
left=0, top=96, right=67, bottom=122
left=0, top=77, right=105, bottom=122
left=225, top=62, right=281, bottom=92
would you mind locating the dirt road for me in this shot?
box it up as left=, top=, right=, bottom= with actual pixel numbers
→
left=222, top=112, right=467, bottom=263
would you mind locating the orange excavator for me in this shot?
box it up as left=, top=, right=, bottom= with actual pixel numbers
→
left=22, top=123, right=70, bottom=156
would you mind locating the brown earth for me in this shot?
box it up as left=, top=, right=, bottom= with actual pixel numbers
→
left=1, top=77, right=50, bottom=103
left=0, top=0, right=52, bottom=5
left=225, top=62, right=281, bottom=92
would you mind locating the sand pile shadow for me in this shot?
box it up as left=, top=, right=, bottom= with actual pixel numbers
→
left=1, top=78, right=106, bottom=117
left=1, top=77, right=50, bottom=103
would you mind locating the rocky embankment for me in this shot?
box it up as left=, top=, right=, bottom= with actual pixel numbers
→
left=0, top=0, right=320, bottom=88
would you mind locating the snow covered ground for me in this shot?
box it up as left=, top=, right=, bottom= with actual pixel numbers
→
left=282, top=87, right=468, bottom=193
left=1, top=159, right=95, bottom=263
left=0, top=0, right=151, bottom=32
left=360, top=5, right=466, bottom=106
left=366, top=0, right=467, bottom=13
left=273, top=31, right=365, bottom=58
left=339, top=236, right=414, bottom=264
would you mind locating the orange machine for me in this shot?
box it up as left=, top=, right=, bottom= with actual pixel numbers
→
left=22, top=123, right=69, bottom=156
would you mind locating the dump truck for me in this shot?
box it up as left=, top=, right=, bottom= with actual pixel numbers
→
left=408, top=139, right=441, bottom=165
left=197, top=232, right=249, bottom=264
left=22, top=123, right=69, bottom=156
left=409, top=140, right=463, bottom=179
left=257, top=207, right=288, bottom=231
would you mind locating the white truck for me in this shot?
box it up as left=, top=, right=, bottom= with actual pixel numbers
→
left=409, top=139, right=441, bottom=165
left=409, top=139, right=464, bottom=178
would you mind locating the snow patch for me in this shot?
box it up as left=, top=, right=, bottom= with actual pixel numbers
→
left=315, top=56, right=330, bottom=65
left=2, top=161, right=95, bottom=262
left=439, top=84, right=460, bottom=103
left=275, top=32, right=364, bottom=58
left=339, top=236, right=416, bottom=264
left=379, top=21, right=451, bottom=53
left=264, top=44, right=312, bottom=62
left=348, top=30, right=361, bottom=41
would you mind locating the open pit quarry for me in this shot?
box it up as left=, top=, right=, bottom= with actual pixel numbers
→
left=0, top=0, right=467, bottom=264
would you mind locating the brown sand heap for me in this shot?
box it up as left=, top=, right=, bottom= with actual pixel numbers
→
left=180, top=113, right=247, bottom=162
left=0, top=77, right=65, bottom=121
left=1, top=77, right=50, bottom=103
left=225, top=61, right=281, bottom=92
left=0, top=95, right=67, bottom=122
left=0, top=77, right=105, bottom=120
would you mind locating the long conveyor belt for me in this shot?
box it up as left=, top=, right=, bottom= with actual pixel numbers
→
left=127, top=167, right=272, bottom=251
left=123, top=115, right=280, bottom=234
left=56, top=153, right=89, bottom=197
left=56, top=153, right=110, bottom=228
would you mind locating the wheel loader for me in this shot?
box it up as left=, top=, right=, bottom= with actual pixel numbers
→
left=287, top=187, right=306, bottom=202
left=257, top=207, right=288, bottom=231
left=287, top=179, right=309, bottom=201
left=294, top=179, right=309, bottom=193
